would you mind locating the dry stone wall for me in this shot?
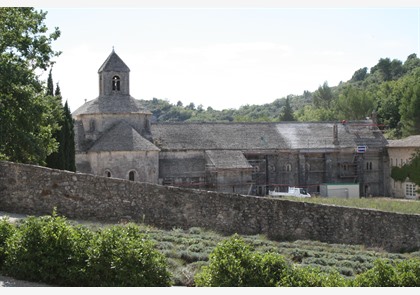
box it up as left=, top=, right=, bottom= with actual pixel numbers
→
left=0, top=161, right=419, bottom=252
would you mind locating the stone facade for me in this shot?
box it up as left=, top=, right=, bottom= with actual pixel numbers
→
left=0, top=161, right=419, bottom=252
left=72, top=51, right=390, bottom=197
left=388, top=135, right=420, bottom=199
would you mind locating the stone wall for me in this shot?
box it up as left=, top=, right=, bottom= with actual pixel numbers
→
left=0, top=161, right=419, bottom=252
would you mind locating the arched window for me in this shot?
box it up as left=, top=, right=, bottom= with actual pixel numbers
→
left=105, top=170, right=112, bottom=178
left=285, top=164, right=292, bottom=172
left=112, top=75, right=120, bottom=91
left=129, top=171, right=135, bottom=181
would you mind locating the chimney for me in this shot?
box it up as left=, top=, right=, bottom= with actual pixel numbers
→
left=333, top=124, right=339, bottom=145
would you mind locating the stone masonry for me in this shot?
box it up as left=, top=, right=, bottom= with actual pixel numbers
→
left=0, top=161, right=419, bottom=252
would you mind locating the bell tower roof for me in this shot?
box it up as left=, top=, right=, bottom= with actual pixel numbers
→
left=98, top=49, right=130, bottom=73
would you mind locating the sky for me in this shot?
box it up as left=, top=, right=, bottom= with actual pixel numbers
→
left=7, top=1, right=420, bottom=113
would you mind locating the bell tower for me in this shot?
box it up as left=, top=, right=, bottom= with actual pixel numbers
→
left=98, top=49, right=130, bottom=97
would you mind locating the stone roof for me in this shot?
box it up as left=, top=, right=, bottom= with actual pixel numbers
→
left=388, top=135, right=420, bottom=148
left=72, top=96, right=151, bottom=116
left=205, top=150, right=253, bottom=169
left=98, top=50, right=130, bottom=73
left=151, top=121, right=387, bottom=151
left=89, top=121, right=159, bottom=152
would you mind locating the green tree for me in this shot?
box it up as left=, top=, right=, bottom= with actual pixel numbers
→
left=295, top=105, right=337, bottom=122
left=45, top=78, right=76, bottom=171
left=399, top=69, right=420, bottom=136
left=403, top=53, right=420, bottom=73
left=313, top=81, right=334, bottom=109
left=279, top=97, right=295, bottom=121
left=351, top=67, right=368, bottom=82
left=0, top=7, right=61, bottom=164
left=47, top=69, right=54, bottom=96
left=63, top=101, right=76, bottom=171
left=46, top=80, right=65, bottom=169
left=335, top=85, right=374, bottom=120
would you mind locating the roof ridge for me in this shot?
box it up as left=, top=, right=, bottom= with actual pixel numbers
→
left=98, top=50, right=130, bottom=73
left=89, top=121, right=159, bottom=152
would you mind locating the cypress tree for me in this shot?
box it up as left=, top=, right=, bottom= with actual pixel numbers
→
left=63, top=101, right=76, bottom=171
left=280, top=97, right=295, bottom=121
left=47, top=69, right=54, bottom=96
left=46, top=75, right=64, bottom=169
left=45, top=75, right=76, bottom=171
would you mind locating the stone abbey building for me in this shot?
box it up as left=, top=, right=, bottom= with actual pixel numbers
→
left=73, top=50, right=390, bottom=197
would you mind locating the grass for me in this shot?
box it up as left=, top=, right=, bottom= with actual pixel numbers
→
left=280, top=196, right=420, bottom=215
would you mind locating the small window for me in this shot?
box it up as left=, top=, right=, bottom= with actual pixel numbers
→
left=285, top=164, right=292, bottom=172
left=405, top=183, right=417, bottom=198
left=89, top=120, right=96, bottom=132
left=366, top=161, right=373, bottom=171
left=129, top=171, right=135, bottom=181
left=112, top=75, right=121, bottom=91
left=105, top=170, right=112, bottom=178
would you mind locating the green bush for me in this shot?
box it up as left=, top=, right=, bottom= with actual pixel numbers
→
left=194, top=235, right=260, bottom=287
left=259, top=252, right=292, bottom=286
left=281, top=265, right=349, bottom=287
left=194, top=235, right=293, bottom=287
left=352, top=259, right=420, bottom=287
left=194, top=235, right=351, bottom=287
left=0, top=218, right=15, bottom=266
left=352, top=259, right=398, bottom=287
left=84, top=223, right=172, bottom=287
left=395, top=259, right=420, bottom=286
left=2, top=213, right=91, bottom=285
left=2, top=214, right=171, bottom=287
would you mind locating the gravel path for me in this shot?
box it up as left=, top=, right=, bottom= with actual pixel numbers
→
left=0, top=275, right=51, bottom=287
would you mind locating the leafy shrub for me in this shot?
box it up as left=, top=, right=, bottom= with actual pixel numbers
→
left=194, top=235, right=293, bottom=287
left=194, top=235, right=262, bottom=287
left=84, top=223, right=172, bottom=287
left=352, top=259, right=398, bottom=287
left=282, top=265, right=349, bottom=287
left=195, top=235, right=351, bottom=287
left=395, top=259, right=420, bottom=286
left=2, top=214, right=172, bottom=287
left=0, top=218, right=15, bottom=266
left=3, top=213, right=91, bottom=286
left=352, top=259, right=420, bottom=287
left=259, top=252, right=292, bottom=286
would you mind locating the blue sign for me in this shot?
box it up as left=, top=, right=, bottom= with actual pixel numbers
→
left=356, top=145, right=367, bottom=153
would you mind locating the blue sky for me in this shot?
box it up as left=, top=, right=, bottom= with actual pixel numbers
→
left=24, top=2, right=420, bottom=112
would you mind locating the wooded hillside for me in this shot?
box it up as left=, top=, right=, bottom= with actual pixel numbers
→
left=141, top=53, right=420, bottom=139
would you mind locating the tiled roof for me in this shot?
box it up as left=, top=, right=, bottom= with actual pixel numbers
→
left=205, top=150, right=252, bottom=169
left=98, top=50, right=130, bottom=73
left=72, top=96, right=151, bottom=116
left=151, top=121, right=387, bottom=151
left=388, top=135, right=420, bottom=148
left=89, top=121, right=160, bottom=152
